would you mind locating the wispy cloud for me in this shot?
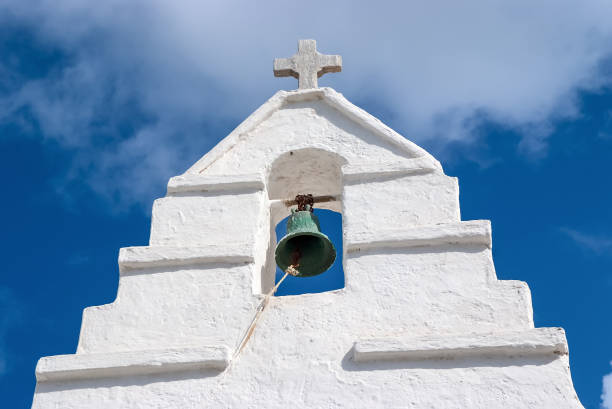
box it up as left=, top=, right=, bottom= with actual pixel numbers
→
left=598, top=110, right=612, bottom=140
left=560, top=227, right=612, bottom=254
left=603, top=363, right=612, bottom=409
left=1, top=0, right=612, bottom=209
left=0, top=287, right=21, bottom=376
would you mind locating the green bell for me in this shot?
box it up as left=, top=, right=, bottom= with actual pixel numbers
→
left=275, top=206, right=336, bottom=277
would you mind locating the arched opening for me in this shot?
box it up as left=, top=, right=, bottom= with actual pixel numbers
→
left=262, top=148, right=347, bottom=295
left=274, top=209, right=344, bottom=296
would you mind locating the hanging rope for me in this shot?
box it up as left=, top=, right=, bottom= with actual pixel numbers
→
left=232, top=269, right=292, bottom=359
left=227, top=194, right=311, bottom=368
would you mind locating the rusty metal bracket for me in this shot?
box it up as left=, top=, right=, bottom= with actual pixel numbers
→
left=283, top=194, right=337, bottom=209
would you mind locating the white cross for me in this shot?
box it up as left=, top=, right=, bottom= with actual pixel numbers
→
left=274, top=40, right=342, bottom=89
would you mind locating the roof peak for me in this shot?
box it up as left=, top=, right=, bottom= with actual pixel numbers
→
left=185, top=87, right=440, bottom=175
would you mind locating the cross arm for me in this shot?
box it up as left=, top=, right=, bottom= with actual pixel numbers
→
left=273, top=57, right=298, bottom=79
left=317, top=54, right=342, bottom=77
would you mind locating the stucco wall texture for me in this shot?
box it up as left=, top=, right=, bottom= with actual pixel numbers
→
left=32, top=88, right=583, bottom=408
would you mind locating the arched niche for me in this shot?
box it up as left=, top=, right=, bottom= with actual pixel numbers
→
left=260, top=148, right=347, bottom=293
left=267, top=148, right=347, bottom=225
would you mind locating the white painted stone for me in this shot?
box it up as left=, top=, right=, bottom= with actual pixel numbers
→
left=118, top=245, right=254, bottom=274
left=342, top=172, right=461, bottom=239
left=341, top=157, right=437, bottom=182
left=36, top=346, right=229, bottom=382
left=274, top=39, right=342, bottom=89
left=31, top=84, right=584, bottom=408
left=149, top=191, right=266, bottom=247
left=352, top=328, right=568, bottom=362
left=185, top=87, right=439, bottom=176
left=75, top=263, right=258, bottom=354
left=166, top=173, right=264, bottom=195
left=346, top=220, right=491, bottom=252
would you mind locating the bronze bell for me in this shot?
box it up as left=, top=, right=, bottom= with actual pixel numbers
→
left=274, top=196, right=336, bottom=277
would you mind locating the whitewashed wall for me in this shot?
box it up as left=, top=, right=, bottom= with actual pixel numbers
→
left=32, top=88, right=583, bottom=408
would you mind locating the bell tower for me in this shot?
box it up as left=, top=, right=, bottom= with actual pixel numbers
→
left=32, top=40, right=584, bottom=408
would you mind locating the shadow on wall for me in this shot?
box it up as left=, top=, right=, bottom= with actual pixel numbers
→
left=274, top=209, right=344, bottom=296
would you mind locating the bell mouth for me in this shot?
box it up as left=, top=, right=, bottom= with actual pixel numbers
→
left=275, top=231, right=336, bottom=277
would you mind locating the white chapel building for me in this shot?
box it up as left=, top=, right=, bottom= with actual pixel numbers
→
left=32, top=40, right=583, bottom=408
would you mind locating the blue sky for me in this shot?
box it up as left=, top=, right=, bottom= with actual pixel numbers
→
left=1, top=1, right=612, bottom=407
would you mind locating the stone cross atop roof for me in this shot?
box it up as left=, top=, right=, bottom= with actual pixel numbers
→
left=273, top=39, right=342, bottom=89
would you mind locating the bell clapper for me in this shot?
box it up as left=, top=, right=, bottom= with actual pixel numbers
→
left=286, top=248, right=301, bottom=276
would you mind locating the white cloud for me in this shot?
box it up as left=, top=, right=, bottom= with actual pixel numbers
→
left=0, top=287, right=20, bottom=376
left=1, top=0, right=612, bottom=208
left=603, top=364, right=612, bottom=409
left=560, top=227, right=612, bottom=254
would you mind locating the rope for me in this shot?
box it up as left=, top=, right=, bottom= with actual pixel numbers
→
left=232, top=271, right=290, bottom=360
